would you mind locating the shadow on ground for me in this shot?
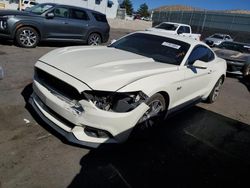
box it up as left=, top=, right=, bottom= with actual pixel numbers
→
left=68, top=107, right=250, bottom=188
left=22, top=84, right=250, bottom=188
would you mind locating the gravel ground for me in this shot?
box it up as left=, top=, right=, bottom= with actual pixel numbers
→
left=0, top=26, right=250, bottom=188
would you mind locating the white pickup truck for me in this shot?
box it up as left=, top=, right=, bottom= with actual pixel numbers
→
left=146, top=22, right=201, bottom=41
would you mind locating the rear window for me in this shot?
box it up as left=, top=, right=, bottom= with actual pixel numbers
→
left=71, top=9, right=89, bottom=20
left=92, top=12, right=107, bottom=22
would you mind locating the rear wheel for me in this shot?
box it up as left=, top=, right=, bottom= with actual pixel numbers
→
left=207, top=77, right=223, bottom=103
left=15, top=27, right=39, bottom=48
left=87, top=33, right=102, bottom=46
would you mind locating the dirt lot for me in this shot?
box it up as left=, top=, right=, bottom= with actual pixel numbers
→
left=0, top=26, right=250, bottom=188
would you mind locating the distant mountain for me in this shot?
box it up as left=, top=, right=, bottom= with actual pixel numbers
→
left=152, top=5, right=250, bottom=14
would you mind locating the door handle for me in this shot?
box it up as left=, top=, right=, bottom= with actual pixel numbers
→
left=208, top=70, right=212, bottom=74
left=63, top=22, right=68, bottom=24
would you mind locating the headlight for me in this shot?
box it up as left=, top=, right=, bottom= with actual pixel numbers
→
left=0, top=20, right=7, bottom=30
left=83, top=91, right=148, bottom=112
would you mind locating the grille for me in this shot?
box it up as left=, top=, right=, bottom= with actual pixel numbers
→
left=35, top=68, right=85, bottom=101
left=36, top=94, right=76, bottom=129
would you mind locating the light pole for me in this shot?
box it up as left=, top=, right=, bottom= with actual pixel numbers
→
left=19, top=0, right=22, bottom=11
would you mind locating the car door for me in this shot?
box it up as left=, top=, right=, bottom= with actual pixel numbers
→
left=177, top=45, right=215, bottom=104
left=43, top=6, right=71, bottom=39
left=67, top=8, right=90, bottom=40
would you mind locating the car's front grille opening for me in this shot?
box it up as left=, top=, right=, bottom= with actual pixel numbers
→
left=35, top=68, right=86, bottom=101
left=36, top=94, right=76, bottom=129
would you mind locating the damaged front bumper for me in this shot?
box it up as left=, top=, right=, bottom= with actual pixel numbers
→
left=29, top=80, right=149, bottom=148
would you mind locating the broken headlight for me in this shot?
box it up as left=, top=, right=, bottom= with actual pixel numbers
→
left=83, top=91, right=148, bottom=112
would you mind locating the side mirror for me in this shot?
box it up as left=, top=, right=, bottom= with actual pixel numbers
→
left=46, top=12, right=55, bottom=19
left=192, top=60, right=207, bottom=69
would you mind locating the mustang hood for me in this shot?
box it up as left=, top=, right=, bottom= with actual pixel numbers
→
left=39, top=46, right=178, bottom=91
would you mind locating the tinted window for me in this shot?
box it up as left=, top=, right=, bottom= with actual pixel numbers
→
left=110, top=33, right=190, bottom=65
left=211, top=34, right=224, bottom=39
left=184, top=26, right=190, bottom=33
left=54, top=7, right=69, bottom=18
left=187, top=45, right=214, bottom=65
left=92, top=12, right=107, bottom=22
left=29, top=4, right=54, bottom=15
left=155, top=23, right=178, bottom=31
left=30, top=2, right=37, bottom=5
left=107, top=0, right=113, bottom=8
left=70, top=9, right=89, bottom=20
left=218, top=42, right=250, bottom=54
left=177, top=26, right=186, bottom=34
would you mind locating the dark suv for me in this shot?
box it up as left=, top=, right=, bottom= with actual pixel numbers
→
left=0, top=3, right=110, bottom=48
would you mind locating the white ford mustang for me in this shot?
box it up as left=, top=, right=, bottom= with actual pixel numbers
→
left=29, top=31, right=226, bottom=148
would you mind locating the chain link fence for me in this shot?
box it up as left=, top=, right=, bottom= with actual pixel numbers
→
left=152, top=10, right=250, bottom=43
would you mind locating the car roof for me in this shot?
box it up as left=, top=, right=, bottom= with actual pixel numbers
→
left=161, top=22, right=190, bottom=27
left=212, top=33, right=230, bottom=36
left=135, top=30, right=203, bottom=46
left=222, top=41, right=250, bottom=46
left=39, top=3, right=106, bottom=15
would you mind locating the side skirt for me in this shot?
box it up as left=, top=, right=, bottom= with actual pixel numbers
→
left=165, top=97, right=202, bottom=119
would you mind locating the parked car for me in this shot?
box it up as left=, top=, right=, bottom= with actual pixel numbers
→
left=213, top=41, right=250, bottom=78
left=146, top=22, right=201, bottom=40
left=18, top=0, right=38, bottom=11
left=29, top=30, right=226, bottom=148
left=204, top=34, right=233, bottom=47
left=0, top=3, right=110, bottom=48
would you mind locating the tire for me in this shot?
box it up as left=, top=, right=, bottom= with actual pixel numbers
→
left=135, top=93, right=166, bottom=132
left=207, top=77, right=223, bottom=103
left=87, top=33, right=102, bottom=46
left=243, top=63, right=250, bottom=79
left=15, top=27, right=39, bottom=48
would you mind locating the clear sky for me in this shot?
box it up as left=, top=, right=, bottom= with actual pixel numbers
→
left=133, top=0, right=250, bottom=11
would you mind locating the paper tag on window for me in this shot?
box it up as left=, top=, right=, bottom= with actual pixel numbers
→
left=162, top=42, right=181, bottom=49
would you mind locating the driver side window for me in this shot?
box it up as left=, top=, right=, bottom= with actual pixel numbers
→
left=54, top=7, right=69, bottom=18
left=187, top=45, right=214, bottom=65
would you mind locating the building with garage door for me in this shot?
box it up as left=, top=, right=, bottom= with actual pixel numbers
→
left=36, top=0, right=119, bottom=18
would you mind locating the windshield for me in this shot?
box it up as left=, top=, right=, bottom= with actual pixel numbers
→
left=218, top=42, right=250, bottom=54
left=109, top=33, right=190, bottom=65
left=28, top=3, right=54, bottom=15
left=211, top=34, right=224, bottom=39
left=155, top=23, right=178, bottom=31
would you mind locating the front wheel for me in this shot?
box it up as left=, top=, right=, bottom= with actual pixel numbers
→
left=207, top=77, right=223, bottom=103
left=135, top=93, right=166, bottom=131
left=15, top=27, right=39, bottom=48
left=243, top=64, right=250, bottom=79
left=87, top=33, right=102, bottom=46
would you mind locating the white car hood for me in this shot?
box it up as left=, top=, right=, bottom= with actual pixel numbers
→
left=39, top=46, right=178, bottom=91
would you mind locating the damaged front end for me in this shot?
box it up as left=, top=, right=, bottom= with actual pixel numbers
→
left=83, top=90, right=149, bottom=112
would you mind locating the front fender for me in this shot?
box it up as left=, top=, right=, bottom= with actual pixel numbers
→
left=12, top=20, right=43, bottom=39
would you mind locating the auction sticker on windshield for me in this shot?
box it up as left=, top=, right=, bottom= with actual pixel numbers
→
left=162, top=42, right=181, bottom=49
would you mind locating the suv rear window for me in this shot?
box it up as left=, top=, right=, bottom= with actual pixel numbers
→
left=92, top=12, right=107, bottom=22
left=71, top=9, right=89, bottom=20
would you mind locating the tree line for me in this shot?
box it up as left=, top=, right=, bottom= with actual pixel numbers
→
left=120, top=0, right=150, bottom=17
